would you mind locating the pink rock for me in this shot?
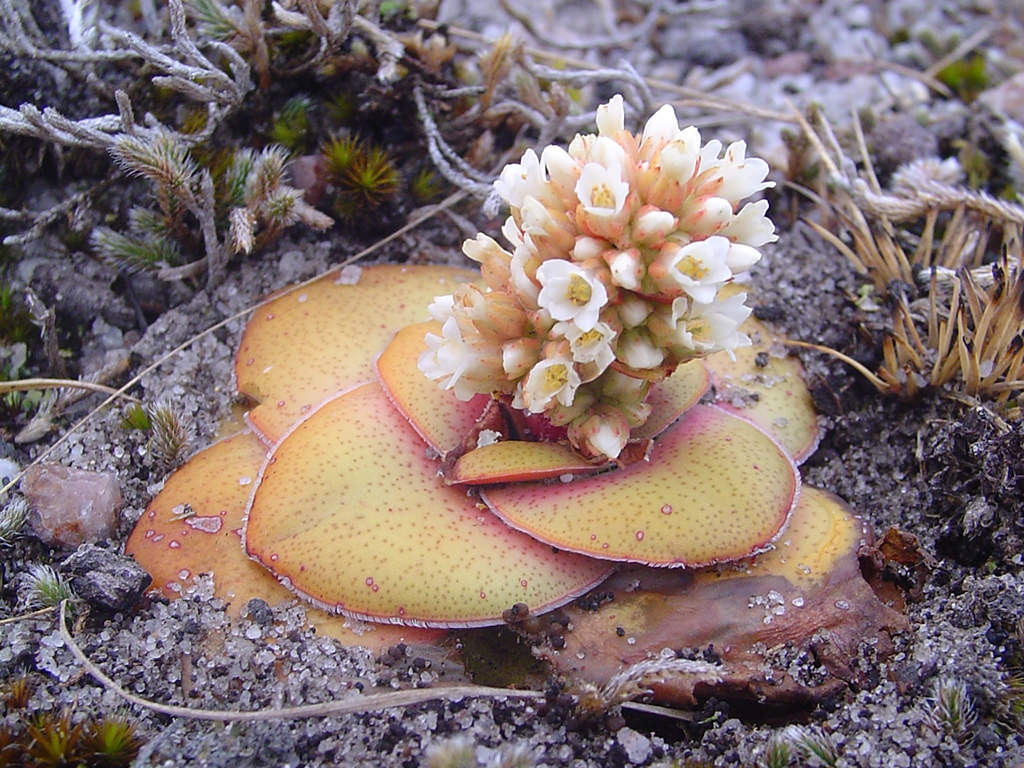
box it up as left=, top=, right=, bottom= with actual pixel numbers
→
left=21, top=463, right=122, bottom=548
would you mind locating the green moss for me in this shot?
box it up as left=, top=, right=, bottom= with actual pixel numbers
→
left=120, top=404, right=151, bottom=431
left=410, top=166, right=444, bottom=203
left=269, top=96, right=313, bottom=153
left=0, top=287, right=35, bottom=345
left=937, top=54, right=989, bottom=103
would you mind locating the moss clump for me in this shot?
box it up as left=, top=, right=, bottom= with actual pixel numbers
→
left=937, top=54, right=989, bottom=102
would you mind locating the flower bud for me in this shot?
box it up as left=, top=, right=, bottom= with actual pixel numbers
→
left=617, top=328, right=664, bottom=369
left=631, top=205, right=677, bottom=246
left=568, top=404, right=630, bottom=459
left=501, top=337, right=541, bottom=378
left=616, top=295, right=651, bottom=327
left=595, top=94, right=625, bottom=137
left=604, top=248, right=644, bottom=291
left=640, top=104, right=680, bottom=159
left=680, top=196, right=733, bottom=238
left=572, top=235, right=608, bottom=262
left=541, top=145, right=581, bottom=205
left=463, top=234, right=512, bottom=289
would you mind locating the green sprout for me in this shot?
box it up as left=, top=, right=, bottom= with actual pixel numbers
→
left=0, top=498, right=28, bottom=545
left=926, top=677, right=977, bottom=743
left=21, top=563, right=78, bottom=610
left=80, top=713, right=145, bottom=767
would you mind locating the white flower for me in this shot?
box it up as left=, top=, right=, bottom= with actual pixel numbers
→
left=659, top=126, right=702, bottom=182
left=725, top=243, right=762, bottom=274
left=520, top=356, right=581, bottom=412
left=713, top=140, right=772, bottom=203
left=427, top=294, right=455, bottom=322
left=653, top=236, right=732, bottom=303
left=418, top=317, right=499, bottom=401
left=595, top=94, right=625, bottom=136
left=632, top=207, right=676, bottom=245
left=535, top=260, right=608, bottom=331
left=681, top=196, right=733, bottom=238
left=668, top=292, right=752, bottom=357
left=494, top=148, right=546, bottom=209
left=554, top=320, right=616, bottom=380
left=575, top=161, right=629, bottom=218
left=719, top=199, right=777, bottom=248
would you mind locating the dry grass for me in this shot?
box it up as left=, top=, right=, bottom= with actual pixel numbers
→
left=795, top=107, right=1024, bottom=411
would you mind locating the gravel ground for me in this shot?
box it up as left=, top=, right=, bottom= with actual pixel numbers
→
left=2, top=0, right=1024, bottom=766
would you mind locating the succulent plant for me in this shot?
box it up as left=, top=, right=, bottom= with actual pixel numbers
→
left=128, top=97, right=906, bottom=707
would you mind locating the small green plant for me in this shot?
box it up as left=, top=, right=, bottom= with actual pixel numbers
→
left=79, top=714, right=145, bottom=768
left=936, top=54, right=989, bottom=102
left=2, top=675, right=31, bottom=710
left=119, top=404, right=152, bottom=431
left=782, top=725, right=838, bottom=767
left=322, top=134, right=363, bottom=180
left=321, top=135, right=400, bottom=222
left=762, top=734, right=791, bottom=768
left=21, top=563, right=77, bottom=610
left=344, top=146, right=400, bottom=207
left=0, top=498, right=28, bottom=545
left=93, top=134, right=331, bottom=279
left=926, top=677, right=977, bottom=743
left=270, top=96, right=313, bottom=153
left=410, top=166, right=444, bottom=204
left=147, top=399, right=192, bottom=470
left=25, top=709, right=84, bottom=767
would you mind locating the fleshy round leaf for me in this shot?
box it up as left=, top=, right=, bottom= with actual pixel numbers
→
left=633, top=359, right=711, bottom=440
left=543, top=487, right=908, bottom=710
left=481, top=405, right=799, bottom=566
left=704, top=315, right=820, bottom=463
left=244, top=382, right=612, bottom=628
left=125, top=431, right=440, bottom=649
left=376, top=321, right=488, bottom=456
left=449, top=441, right=602, bottom=485
left=236, top=265, right=476, bottom=443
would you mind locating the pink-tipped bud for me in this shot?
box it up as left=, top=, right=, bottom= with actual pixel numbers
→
left=541, top=145, right=581, bottom=205
left=616, top=328, right=665, bottom=369
left=568, top=404, right=630, bottom=459
left=501, top=337, right=541, bottom=379
left=463, top=234, right=512, bottom=289
left=603, top=248, right=644, bottom=291
left=572, top=235, right=608, bottom=262
left=632, top=205, right=677, bottom=246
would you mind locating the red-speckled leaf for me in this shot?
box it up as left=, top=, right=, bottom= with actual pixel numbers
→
left=236, top=264, right=477, bottom=444
left=544, top=487, right=909, bottom=710
left=448, top=441, right=603, bottom=485
left=243, top=382, right=612, bottom=628
left=704, top=315, right=820, bottom=463
left=125, top=430, right=441, bottom=649
left=481, top=405, right=798, bottom=567
left=633, top=359, right=711, bottom=441
left=376, top=321, right=488, bottom=457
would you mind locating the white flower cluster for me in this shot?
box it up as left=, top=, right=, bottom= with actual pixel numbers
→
left=419, top=95, right=776, bottom=460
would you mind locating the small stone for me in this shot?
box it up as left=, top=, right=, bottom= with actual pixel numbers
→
left=22, top=464, right=122, bottom=548
left=246, top=598, right=273, bottom=626
left=61, top=543, right=151, bottom=612
left=617, top=727, right=652, bottom=764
